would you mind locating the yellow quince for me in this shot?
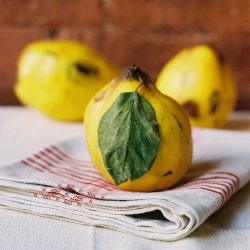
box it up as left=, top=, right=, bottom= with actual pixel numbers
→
left=84, top=66, right=192, bottom=192
left=15, top=40, right=119, bottom=121
left=156, top=45, right=238, bottom=128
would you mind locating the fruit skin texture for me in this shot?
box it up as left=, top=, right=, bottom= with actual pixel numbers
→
left=156, top=45, right=238, bottom=128
left=15, top=40, right=119, bottom=121
left=84, top=66, right=192, bottom=192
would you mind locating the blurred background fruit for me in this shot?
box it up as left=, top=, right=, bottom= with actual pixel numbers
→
left=156, top=45, right=237, bottom=128
left=15, top=40, right=119, bottom=120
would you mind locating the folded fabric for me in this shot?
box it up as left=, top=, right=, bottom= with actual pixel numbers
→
left=0, top=128, right=249, bottom=241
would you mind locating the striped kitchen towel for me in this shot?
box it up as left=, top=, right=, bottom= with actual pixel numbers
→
left=0, top=128, right=249, bottom=241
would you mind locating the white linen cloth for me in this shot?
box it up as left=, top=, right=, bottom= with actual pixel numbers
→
left=0, top=109, right=249, bottom=241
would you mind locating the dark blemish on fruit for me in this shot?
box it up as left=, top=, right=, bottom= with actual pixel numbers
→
left=163, top=170, right=173, bottom=177
left=210, top=90, right=220, bottom=113
left=171, top=112, right=183, bottom=131
left=75, top=63, right=98, bottom=75
left=45, top=28, right=58, bottom=38
left=182, top=101, right=199, bottom=118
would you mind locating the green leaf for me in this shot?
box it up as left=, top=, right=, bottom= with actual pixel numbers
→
left=98, top=91, right=160, bottom=185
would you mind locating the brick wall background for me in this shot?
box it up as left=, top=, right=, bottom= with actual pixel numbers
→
left=0, top=0, right=249, bottom=109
